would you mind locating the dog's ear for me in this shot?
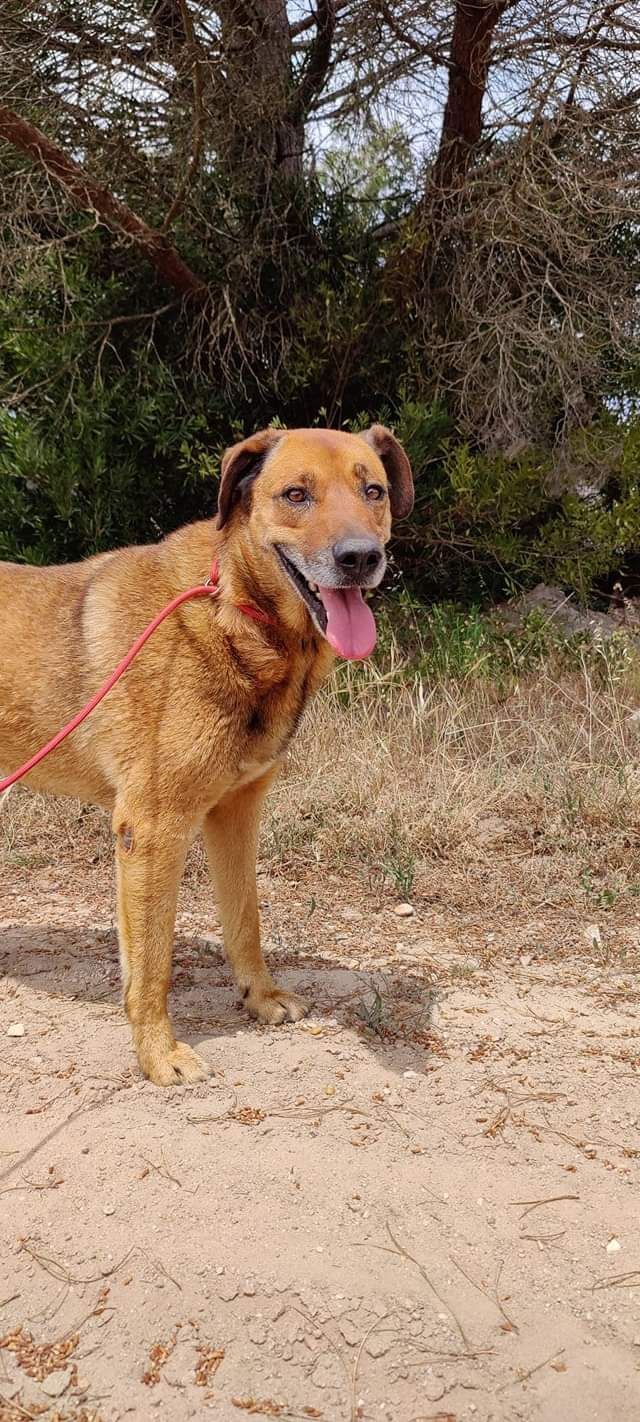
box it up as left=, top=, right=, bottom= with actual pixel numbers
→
left=361, top=424, right=414, bottom=520
left=216, top=428, right=284, bottom=529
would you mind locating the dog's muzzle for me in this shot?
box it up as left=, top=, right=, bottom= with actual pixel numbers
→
left=274, top=541, right=385, bottom=661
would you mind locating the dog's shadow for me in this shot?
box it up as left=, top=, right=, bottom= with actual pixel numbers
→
left=1, top=920, right=442, bottom=1079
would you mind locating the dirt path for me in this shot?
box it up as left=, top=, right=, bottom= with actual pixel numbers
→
left=1, top=866, right=639, bottom=1421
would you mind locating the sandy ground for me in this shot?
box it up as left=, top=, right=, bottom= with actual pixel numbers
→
left=1, top=858, right=640, bottom=1422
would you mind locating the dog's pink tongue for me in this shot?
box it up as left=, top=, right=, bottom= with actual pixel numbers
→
left=316, top=586, right=377, bottom=660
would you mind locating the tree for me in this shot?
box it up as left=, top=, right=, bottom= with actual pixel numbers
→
left=1, top=2, right=639, bottom=440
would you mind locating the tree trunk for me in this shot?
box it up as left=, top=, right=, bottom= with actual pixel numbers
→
left=215, top=0, right=336, bottom=190
left=432, top=1, right=507, bottom=194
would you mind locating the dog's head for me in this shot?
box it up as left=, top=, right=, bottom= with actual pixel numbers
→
left=216, top=426, right=414, bottom=660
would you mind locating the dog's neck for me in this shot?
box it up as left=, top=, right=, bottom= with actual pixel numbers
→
left=216, top=525, right=313, bottom=646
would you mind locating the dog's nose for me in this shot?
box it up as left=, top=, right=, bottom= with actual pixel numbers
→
left=332, top=538, right=383, bottom=581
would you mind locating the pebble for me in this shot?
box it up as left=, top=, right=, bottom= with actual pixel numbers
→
left=394, top=903, right=414, bottom=917
left=403, top=1070, right=419, bottom=1080
left=103, top=1205, right=115, bottom=1216
left=606, top=1237, right=621, bottom=1253
left=366, top=1335, right=390, bottom=1358
left=7, top=1023, right=25, bottom=1037
left=40, top=1369, right=72, bottom=1398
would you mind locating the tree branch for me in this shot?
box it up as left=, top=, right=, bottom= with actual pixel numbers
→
left=289, top=0, right=348, bottom=40
left=289, top=0, right=337, bottom=123
left=160, top=0, right=205, bottom=231
left=378, top=1, right=448, bottom=63
left=149, top=0, right=188, bottom=56
left=0, top=104, right=207, bottom=299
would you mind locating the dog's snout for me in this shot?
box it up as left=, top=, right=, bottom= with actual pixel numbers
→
left=332, top=538, right=383, bottom=581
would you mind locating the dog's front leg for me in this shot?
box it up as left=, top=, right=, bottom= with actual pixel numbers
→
left=114, top=807, right=210, bottom=1086
left=203, top=772, right=309, bottom=1025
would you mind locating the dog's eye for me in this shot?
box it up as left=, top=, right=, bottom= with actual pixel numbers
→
left=365, top=483, right=385, bottom=501
left=283, top=487, right=308, bottom=505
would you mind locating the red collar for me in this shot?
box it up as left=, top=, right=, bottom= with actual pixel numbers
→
left=207, top=558, right=276, bottom=627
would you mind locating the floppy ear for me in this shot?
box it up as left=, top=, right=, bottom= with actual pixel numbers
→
left=361, top=424, right=414, bottom=520
left=216, top=427, right=284, bottom=529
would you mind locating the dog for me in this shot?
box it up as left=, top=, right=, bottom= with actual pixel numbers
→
left=0, top=426, right=413, bottom=1085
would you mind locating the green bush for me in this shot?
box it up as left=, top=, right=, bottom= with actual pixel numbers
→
left=387, top=404, right=640, bottom=605
left=2, top=231, right=640, bottom=617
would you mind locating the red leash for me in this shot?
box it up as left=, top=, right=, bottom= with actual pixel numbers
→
left=0, top=559, right=274, bottom=796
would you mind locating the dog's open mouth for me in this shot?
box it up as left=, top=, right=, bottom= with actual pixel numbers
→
left=274, top=546, right=377, bottom=660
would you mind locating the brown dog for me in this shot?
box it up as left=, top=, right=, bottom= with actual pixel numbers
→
left=0, top=426, right=413, bottom=1085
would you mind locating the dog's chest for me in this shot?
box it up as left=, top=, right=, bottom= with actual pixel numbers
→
left=232, top=643, right=327, bottom=783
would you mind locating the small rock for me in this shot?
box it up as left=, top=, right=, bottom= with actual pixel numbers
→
left=243, top=1279, right=256, bottom=1296
left=606, top=1237, right=621, bottom=1253
left=7, top=1023, right=25, bottom=1038
left=40, top=1369, right=72, bottom=1398
left=103, top=1205, right=115, bottom=1216
left=366, top=1335, right=390, bottom=1358
left=403, top=1070, right=419, bottom=1080
left=394, top=903, right=414, bottom=917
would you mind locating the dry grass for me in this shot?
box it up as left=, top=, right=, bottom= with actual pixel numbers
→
left=269, top=660, right=640, bottom=852
left=2, top=660, right=640, bottom=924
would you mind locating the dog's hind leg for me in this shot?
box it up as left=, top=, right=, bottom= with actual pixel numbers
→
left=203, top=772, right=309, bottom=1025
left=114, top=806, right=210, bottom=1086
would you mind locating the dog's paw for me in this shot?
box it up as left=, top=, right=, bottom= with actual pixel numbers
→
left=141, top=1040, right=211, bottom=1088
left=245, top=984, right=310, bottom=1025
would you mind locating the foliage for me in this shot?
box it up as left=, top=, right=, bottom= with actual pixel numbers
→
left=2, top=242, right=640, bottom=618
left=1, top=0, right=640, bottom=602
